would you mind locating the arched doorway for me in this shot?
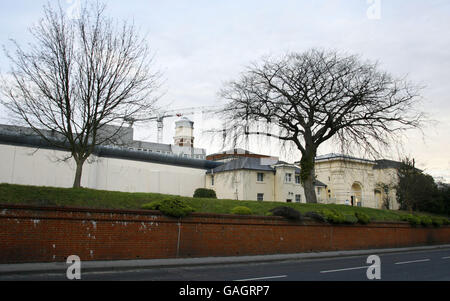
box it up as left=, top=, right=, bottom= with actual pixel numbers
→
left=351, top=182, right=363, bottom=207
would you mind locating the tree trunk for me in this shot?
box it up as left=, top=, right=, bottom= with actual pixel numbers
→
left=300, top=147, right=318, bottom=204
left=73, top=159, right=85, bottom=188
left=303, top=172, right=318, bottom=204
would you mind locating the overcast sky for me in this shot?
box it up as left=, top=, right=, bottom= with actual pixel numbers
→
left=0, top=0, right=449, bottom=182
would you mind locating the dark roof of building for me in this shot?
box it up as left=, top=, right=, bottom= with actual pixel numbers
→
left=207, top=157, right=274, bottom=173
left=129, top=140, right=172, bottom=152
left=207, top=157, right=305, bottom=174
left=314, top=180, right=327, bottom=187
left=175, top=117, right=194, bottom=128
left=206, top=148, right=273, bottom=161
left=373, top=159, right=404, bottom=170
left=315, top=153, right=376, bottom=164
left=0, top=132, right=222, bottom=170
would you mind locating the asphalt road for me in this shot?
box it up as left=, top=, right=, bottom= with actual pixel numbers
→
left=1, top=248, right=450, bottom=281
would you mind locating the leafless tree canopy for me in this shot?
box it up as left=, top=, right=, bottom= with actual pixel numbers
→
left=1, top=2, right=160, bottom=187
left=219, top=49, right=425, bottom=203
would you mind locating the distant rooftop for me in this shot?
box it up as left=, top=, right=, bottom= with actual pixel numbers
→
left=0, top=130, right=220, bottom=170
left=373, top=159, right=404, bottom=170
left=315, top=153, right=376, bottom=164
left=0, top=123, right=206, bottom=158
left=315, top=153, right=409, bottom=170
left=207, top=157, right=301, bottom=174
left=207, top=157, right=275, bottom=173
left=206, top=148, right=274, bottom=162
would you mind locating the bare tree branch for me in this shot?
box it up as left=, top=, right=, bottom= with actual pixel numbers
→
left=1, top=1, right=161, bottom=188
left=218, top=49, right=426, bottom=203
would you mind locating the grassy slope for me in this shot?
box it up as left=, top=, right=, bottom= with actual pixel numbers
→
left=0, top=183, right=446, bottom=222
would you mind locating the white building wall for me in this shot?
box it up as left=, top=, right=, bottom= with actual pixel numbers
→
left=241, top=170, right=276, bottom=202
left=374, top=167, right=400, bottom=210
left=315, top=159, right=401, bottom=209
left=207, top=168, right=306, bottom=203
left=0, top=144, right=94, bottom=188
left=0, top=144, right=206, bottom=197
left=315, top=159, right=377, bottom=207
left=206, top=170, right=244, bottom=200
left=274, top=166, right=306, bottom=203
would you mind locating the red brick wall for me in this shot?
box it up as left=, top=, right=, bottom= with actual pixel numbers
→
left=1, top=204, right=449, bottom=264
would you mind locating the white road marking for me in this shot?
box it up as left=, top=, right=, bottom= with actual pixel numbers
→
left=234, top=275, right=287, bottom=281
left=395, top=259, right=430, bottom=265
left=442, top=256, right=450, bottom=259
left=320, top=266, right=370, bottom=274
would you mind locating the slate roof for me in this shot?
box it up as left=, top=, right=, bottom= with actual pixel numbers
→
left=315, top=153, right=376, bottom=164
left=207, top=157, right=275, bottom=173
left=373, top=159, right=404, bottom=170
left=208, top=157, right=303, bottom=174
left=314, top=180, right=327, bottom=187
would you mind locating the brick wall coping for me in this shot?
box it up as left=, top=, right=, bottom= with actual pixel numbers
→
left=0, top=202, right=424, bottom=229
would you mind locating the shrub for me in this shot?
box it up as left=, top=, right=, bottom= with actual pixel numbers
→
left=420, top=216, right=433, bottom=227
left=304, top=211, right=326, bottom=223
left=142, top=199, right=194, bottom=218
left=401, top=214, right=421, bottom=226
left=355, top=212, right=371, bottom=225
left=343, top=214, right=358, bottom=224
left=444, top=218, right=450, bottom=225
left=431, top=217, right=444, bottom=227
left=231, top=206, right=252, bottom=215
left=269, top=206, right=302, bottom=221
left=193, top=188, right=217, bottom=199
left=141, top=201, right=162, bottom=210
left=319, top=209, right=347, bottom=224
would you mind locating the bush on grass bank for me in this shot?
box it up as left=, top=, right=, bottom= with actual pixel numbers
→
left=193, top=188, right=217, bottom=199
left=431, top=216, right=445, bottom=227
left=304, top=211, right=327, bottom=223
left=231, top=206, right=252, bottom=215
left=420, top=216, right=433, bottom=227
left=269, top=206, right=302, bottom=221
left=141, top=199, right=194, bottom=218
left=318, top=208, right=357, bottom=225
left=355, top=212, right=371, bottom=225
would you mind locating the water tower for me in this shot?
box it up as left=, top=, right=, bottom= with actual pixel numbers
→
left=174, top=117, right=194, bottom=147
left=172, top=117, right=195, bottom=157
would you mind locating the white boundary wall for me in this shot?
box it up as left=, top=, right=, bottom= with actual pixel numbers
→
left=0, top=144, right=206, bottom=196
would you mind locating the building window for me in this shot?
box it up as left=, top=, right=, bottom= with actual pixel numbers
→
left=211, top=175, right=215, bottom=186
left=317, top=187, right=321, bottom=196
left=286, top=199, right=292, bottom=203
left=295, top=194, right=301, bottom=203
left=285, top=173, right=292, bottom=183
left=257, top=173, right=264, bottom=182
left=257, top=193, right=264, bottom=201
left=295, top=175, right=301, bottom=184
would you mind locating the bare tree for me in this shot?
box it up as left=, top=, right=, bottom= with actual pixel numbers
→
left=219, top=49, right=425, bottom=203
left=1, top=2, right=160, bottom=188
